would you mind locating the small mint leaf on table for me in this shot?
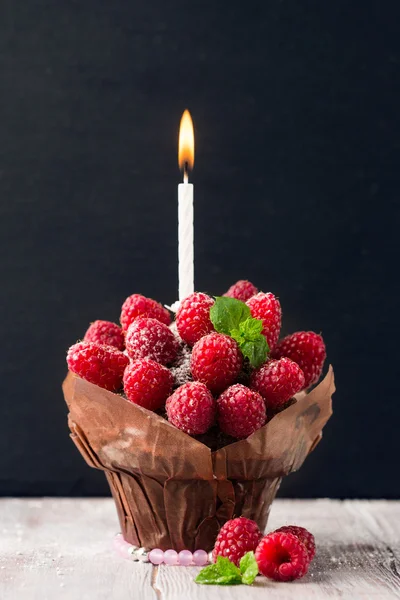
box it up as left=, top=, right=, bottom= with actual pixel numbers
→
left=195, top=556, right=242, bottom=585
left=239, top=551, right=259, bottom=585
left=210, top=297, right=251, bottom=335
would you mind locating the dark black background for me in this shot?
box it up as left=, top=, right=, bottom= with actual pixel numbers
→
left=0, top=1, right=398, bottom=498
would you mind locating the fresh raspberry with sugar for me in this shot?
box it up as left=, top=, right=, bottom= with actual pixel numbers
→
left=125, top=317, right=179, bottom=365
left=274, top=526, right=316, bottom=561
left=123, top=359, right=173, bottom=411
left=246, top=292, right=282, bottom=351
left=212, top=517, right=262, bottom=567
left=67, top=342, right=129, bottom=392
left=190, top=333, right=242, bottom=394
left=176, top=292, right=215, bottom=346
left=250, top=357, right=305, bottom=411
left=223, top=280, right=258, bottom=302
left=120, top=294, right=171, bottom=331
left=255, top=531, right=310, bottom=581
left=217, top=384, right=266, bottom=439
left=272, top=331, right=326, bottom=388
left=166, top=382, right=215, bottom=435
left=83, top=320, right=125, bottom=351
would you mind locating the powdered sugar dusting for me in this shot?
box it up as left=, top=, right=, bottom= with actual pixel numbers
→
left=170, top=343, right=193, bottom=388
left=165, top=300, right=180, bottom=313
left=169, top=321, right=180, bottom=338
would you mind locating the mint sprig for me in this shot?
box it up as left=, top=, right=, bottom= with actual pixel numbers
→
left=195, top=552, right=258, bottom=586
left=195, top=556, right=242, bottom=585
left=239, top=551, right=259, bottom=585
left=210, top=297, right=269, bottom=368
left=209, top=296, right=251, bottom=335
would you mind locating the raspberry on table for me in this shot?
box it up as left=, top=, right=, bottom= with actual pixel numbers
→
left=217, top=384, right=266, bottom=439
left=166, top=382, right=215, bottom=435
left=255, top=531, right=310, bottom=581
left=212, top=517, right=262, bottom=567
left=176, top=292, right=215, bottom=346
left=123, top=359, right=173, bottom=411
left=67, top=342, right=129, bottom=392
left=125, top=317, right=179, bottom=366
left=274, top=526, right=316, bottom=561
left=246, top=292, right=282, bottom=351
left=190, top=333, right=243, bottom=394
left=83, top=320, right=125, bottom=351
left=272, top=331, right=326, bottom=389
left=223, top=280, right=258, bottom=302
left=120, top=294, right=171, bottom=331
left=250, top=357, right=305, bottom=411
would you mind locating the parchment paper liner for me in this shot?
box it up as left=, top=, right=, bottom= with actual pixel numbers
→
left=63, top=366, right=334, bottom=551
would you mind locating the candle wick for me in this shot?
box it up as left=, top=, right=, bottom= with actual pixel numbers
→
left=183, top=161, right=189, bottom=184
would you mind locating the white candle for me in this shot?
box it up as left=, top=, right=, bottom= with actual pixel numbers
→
left=178, top=110, right=195, bottom=301
left=178, top=178, right=194, bottom=301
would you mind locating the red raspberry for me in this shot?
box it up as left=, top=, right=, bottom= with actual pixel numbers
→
left=123, top=359, right=173, bottom=411
left=83, top=320, right=125, bottom=351
left=255, top=532, right=310, bottom=581
left=176, top=292, right=215, bottom=346
left=191, top=333, right=243, bottom=394
left=250, top=358, right=305, bottom=411
left=67, top=342, right=129, bottom=392
left=275, top=526, right=316, bottom=561
left=223, top=280, right=258, bottom=302
left=125, top=317, right=179, bottom=365
left=213, top=517, right=262, bottom=567
left=217, top=384, right=266, bottom=439
left=272, top=331, right=326, bottom=388
left=166, top=382, right=215, bottom=434
left=120, top=294, right=170, bottom=331
left=246, top=292, right=282, bottom=351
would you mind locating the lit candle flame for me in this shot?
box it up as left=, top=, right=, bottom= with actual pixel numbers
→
left=178, top=110, right=195, bottom=180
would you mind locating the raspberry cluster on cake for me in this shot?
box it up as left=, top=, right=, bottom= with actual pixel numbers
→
left=63, top=279, right=334, bottom=552
left=66, top=280, right=327, bottom=444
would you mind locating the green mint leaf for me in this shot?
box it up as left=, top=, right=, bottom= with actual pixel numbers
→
left=230, top=327, right=246, bottom=346
left=195, top=556, right=242, bottom=586
left=230, top=319, right=263, bottom=346
left=210, top=297, right=251, bottom=335
left=239, top=551, right=259, bottom=585
left=241, top=335, right=269, bottom=368
left=209, top=298, right=269, bottom=368
left=239, top=317, right=263, bottom=340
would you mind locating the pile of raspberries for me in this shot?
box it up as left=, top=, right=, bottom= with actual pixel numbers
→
left=67, top=280, right=326, bottom=441
left=213, top=517, right=316, bottom=582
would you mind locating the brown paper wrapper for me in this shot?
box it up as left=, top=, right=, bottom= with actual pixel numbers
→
left=62, top=366, right=334, bottom=551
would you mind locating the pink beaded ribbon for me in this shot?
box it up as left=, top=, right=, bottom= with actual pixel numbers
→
left=113, top=534, right=209, bottom=566
left=150, top=548, right=208, bottom=566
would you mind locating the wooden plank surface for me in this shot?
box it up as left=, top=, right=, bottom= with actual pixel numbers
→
left=0, top=499, right=399, bottom=599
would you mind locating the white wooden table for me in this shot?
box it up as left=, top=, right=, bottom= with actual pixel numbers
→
left=0, top=499, right=399, bottom=599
